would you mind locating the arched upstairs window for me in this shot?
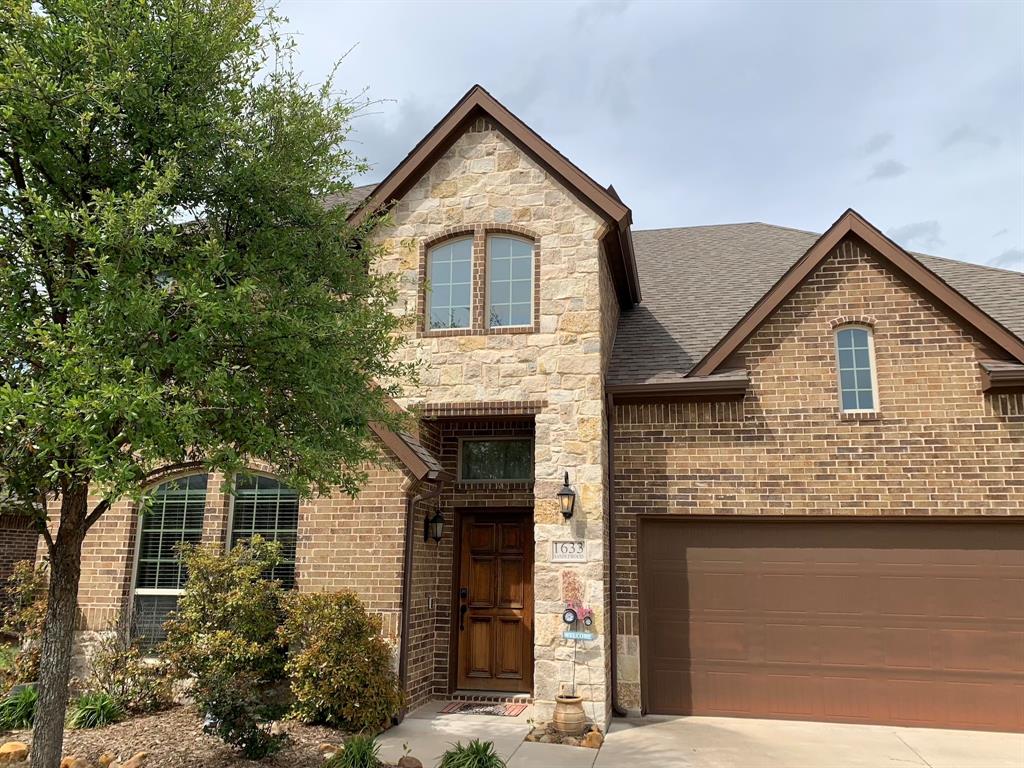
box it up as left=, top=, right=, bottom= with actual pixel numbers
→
left=835, top=325, right=879, bottom=412
left=132, top=473, right=208, bottom=645
left=426, top=237, right=473, bottom=330
left=230, top=475, right=299, bottom=589
left=487, top=235, right=534, bottom=328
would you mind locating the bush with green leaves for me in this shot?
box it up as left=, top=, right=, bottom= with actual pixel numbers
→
left=0, top=561, right=48, bottom=690
left=324, top=734, right=381, bottom=768
left=162, top=537, right=286, bottom=757
left=66, top=691, right=124, bottom=729
left=280, top=591, right=403, bottom=734
left=438, top=740, right=506, bottom=768
left=88, top=623, right=172, bottom=715
left=0, top=684, right=38, bottom=729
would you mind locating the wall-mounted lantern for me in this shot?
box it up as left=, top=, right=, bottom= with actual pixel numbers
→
left=557, top=472, right=576, bottom=521
left=424, top=508, right=445, bottom=543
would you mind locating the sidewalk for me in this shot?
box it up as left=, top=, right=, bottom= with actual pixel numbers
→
left=377, top=701, right=598, bottom=768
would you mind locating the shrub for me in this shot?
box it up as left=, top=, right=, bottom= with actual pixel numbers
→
left=0, top=684, right=38, bottom=730
left=162, top=537, right=286, bottom=758
left=280, top=591, right=404, bottom=734
left=438, top=740, right=506, bottom=768
left=88, top=623, right=172, bottom=715
left=66, top=691, right=124, bottom=729
left=0, top=561, right=48, bottom=690
left=324, top=734, right=381, bottom=768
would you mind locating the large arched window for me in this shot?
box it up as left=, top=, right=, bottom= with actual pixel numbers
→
left=230, top=475, right=299, bottom=589
left=835, top=325, right=879, bottom=412
left=426, top=237, right=473, bottom=330
left=487, top=235, right=534, bottom=327
left=132, top=473, right=208, bottom=644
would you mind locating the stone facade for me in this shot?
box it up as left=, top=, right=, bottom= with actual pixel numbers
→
left=610, top=237, right=1024, bottom=712
left=373, top=118, right=617, bottom=721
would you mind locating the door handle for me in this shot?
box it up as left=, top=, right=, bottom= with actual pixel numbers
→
left=460, top=603, right=468, bottom=631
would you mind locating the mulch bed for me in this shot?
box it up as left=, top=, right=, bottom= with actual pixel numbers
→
left=1, top=705, right=384, bottom=767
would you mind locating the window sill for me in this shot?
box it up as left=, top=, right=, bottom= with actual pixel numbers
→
left=839, top=410, right=882, bottom=421
left=419, top=324, right=539, bottom=338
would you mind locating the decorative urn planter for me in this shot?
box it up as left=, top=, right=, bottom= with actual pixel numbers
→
left=552, top=694, right=587, bottom=736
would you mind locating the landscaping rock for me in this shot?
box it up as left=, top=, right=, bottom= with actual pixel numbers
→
left=563, top=737, right=580, bottom=747
left=0, top=742, right=29, bottom=765
left=59, top=758, right=90, bottom=768
left=397, top=757, right=423, bottom=768
left=120, top=751, right=148, bottom=768
left=581, top=730, right=604, bottom=749
left=98, top=754, right=116, bottom=767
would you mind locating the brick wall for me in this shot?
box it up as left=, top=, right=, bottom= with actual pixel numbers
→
left=611, top=236, right=1024, bottom=711
left=0, top=514, right=39, bottom=622
left=42, top=442, right=416, bottom=683
left=402, top=416, right=535, bottom=706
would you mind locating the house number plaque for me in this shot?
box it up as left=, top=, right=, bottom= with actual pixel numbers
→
left=551, top=540, right=586, bottom=562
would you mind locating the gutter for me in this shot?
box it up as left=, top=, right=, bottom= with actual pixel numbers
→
left=979, top=361, right=1024, bottom=393
left=396, top=477, right=444, bottom=721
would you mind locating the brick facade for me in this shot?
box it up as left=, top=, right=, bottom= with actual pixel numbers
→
left=0, top=514, right=39, bottom=622
left=611, top=237, right=1024, bottom=711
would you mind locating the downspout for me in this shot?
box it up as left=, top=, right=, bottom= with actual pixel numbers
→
left=397, top=477, right=443, bottom=721
left=606, top=390, right=628, bottom=718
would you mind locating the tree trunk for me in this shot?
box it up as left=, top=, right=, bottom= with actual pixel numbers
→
left=31, top=484, right=88, bottom=768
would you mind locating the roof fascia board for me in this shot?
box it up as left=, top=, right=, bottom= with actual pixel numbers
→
left=607, top=375, right=748, bottom=401
left=368, top=421, right=432, bottom=481
left=689, top=209, right=1024, bottom=377
left=351, top=86, right=629, bottom=227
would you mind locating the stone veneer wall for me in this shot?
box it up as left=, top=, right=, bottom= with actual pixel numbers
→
left=611, top=237, right=1024, bottom=712
left=375, top=118, right=614, bottom=722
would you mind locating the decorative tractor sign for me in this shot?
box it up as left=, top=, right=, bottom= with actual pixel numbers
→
left=561, top=600, right=594, bottom=627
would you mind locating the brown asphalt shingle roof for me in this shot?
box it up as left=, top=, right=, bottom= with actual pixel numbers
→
left=323, top=183, right=378, bottom=213
left=609, top=223, right=1024, bottom=387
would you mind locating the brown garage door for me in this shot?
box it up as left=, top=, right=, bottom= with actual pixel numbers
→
left=639, top=519, right=1024, bottom=731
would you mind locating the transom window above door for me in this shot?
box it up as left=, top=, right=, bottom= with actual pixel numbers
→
left=460, top=438, right=534, bottom=481
left=427, top=237, right=473, bottom=330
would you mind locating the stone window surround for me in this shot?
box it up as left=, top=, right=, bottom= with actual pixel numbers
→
left=417, top=223, right=542, bottom=337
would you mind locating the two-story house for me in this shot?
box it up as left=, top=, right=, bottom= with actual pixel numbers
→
left=42, top=86, right=1024, bottom=731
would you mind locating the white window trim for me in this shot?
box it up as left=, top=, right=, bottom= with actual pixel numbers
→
left=485, top=234, right=534, bottom=330
left=426, top=236, right=474, bottom=331
left=834, top=324, right=881, bottom=414
left=457, top=436, right=535, bottom=483
left=128, top=472, right=208, bottom=645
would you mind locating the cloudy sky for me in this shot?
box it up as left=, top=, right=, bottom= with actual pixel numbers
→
left=280, top=0, right=1023, bottom=271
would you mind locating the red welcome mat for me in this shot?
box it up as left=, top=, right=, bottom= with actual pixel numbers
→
left=440, top=701, right=529, bottom=717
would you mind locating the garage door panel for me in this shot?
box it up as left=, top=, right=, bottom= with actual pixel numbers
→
left=640, top=519, right=1024, bottom=732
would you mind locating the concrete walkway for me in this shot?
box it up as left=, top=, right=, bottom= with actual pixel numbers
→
left=377, top=701, right=597, bottom=768
left=596, top=715, right=1024, bottom=768
left=381, top=704, right=1023, bottom=768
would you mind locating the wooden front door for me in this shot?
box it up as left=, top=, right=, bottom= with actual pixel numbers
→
left=455, top=511, right=534, bottom=693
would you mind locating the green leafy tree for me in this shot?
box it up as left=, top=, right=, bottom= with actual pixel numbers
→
left=0, top=1, right=410, bottom=764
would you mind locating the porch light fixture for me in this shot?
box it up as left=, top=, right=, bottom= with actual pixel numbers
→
left=557, top=472, right=576, bottom=521
left=424, top=508, right=445, bottom=543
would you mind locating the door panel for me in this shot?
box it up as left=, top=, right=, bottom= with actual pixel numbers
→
left=456, top=511, right=533, bottom=692
left=639, top=519, right=1024, bottom=732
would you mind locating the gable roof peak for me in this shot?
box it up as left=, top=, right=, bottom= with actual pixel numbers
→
left=687, top=208, right=1024, bottom=377
left=351, top=84, right=641, bottom=306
